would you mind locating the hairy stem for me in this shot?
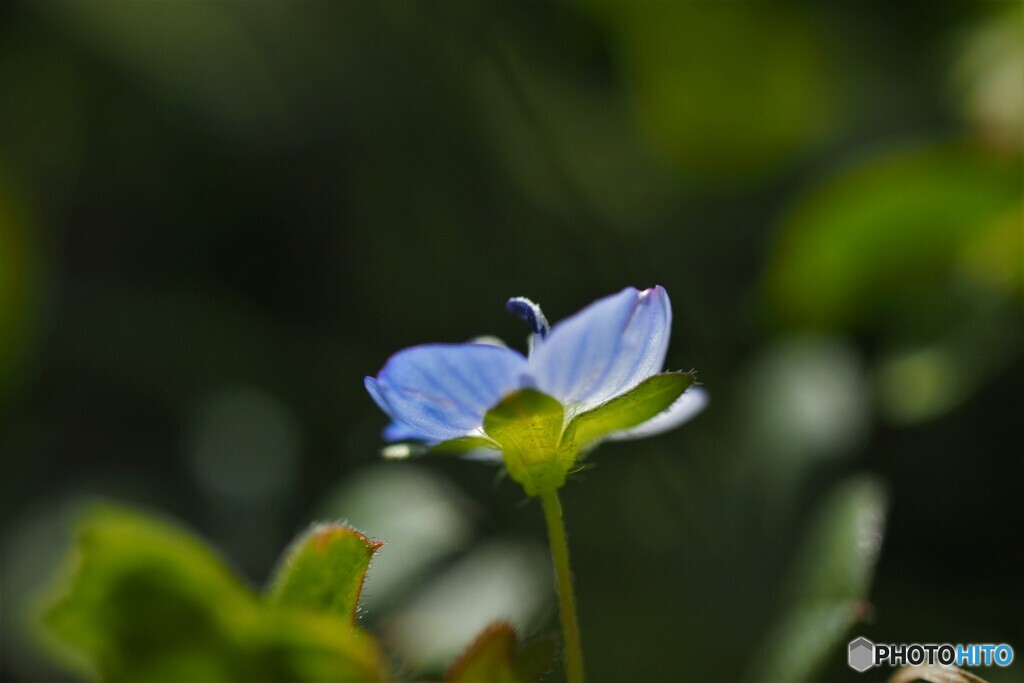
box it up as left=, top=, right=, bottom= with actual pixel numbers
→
left=539, top=489, right=584, bottom=683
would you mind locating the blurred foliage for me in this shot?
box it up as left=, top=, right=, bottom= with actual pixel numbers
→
left=953, top=6, right=1024, bottom=156
left=445, top=623, right=555, bottom=683
left=38, top=505, right=389, bottom=682
left=1, top=0, right=1021, bottom=681
left=747, top=476, right=888, bottom=683
left=38, top=503, right=558, bottom=683
left=584, top=1, right=834, bottom=180
left=769, top=144, right=1020, bottom=331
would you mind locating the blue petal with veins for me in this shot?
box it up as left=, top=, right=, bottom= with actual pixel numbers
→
left=383, top=421, right=429, bottom=442
left=365, top=343, right=527, bottom=442
left=528, top=286, right=671, bottom=412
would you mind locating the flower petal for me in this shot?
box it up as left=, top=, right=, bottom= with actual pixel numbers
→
left=382, top=421, right=426, bottom=442
left=528, top=286, right=672, bottom=411
left=367, top=343, right=528, bottom=442
left=609, top=387, right=708, bottom=440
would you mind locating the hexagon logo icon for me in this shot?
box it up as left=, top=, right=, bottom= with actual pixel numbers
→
left=848, top=637, right=874, bottom=672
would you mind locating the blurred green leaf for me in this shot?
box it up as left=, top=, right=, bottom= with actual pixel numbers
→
left=445, top=622, right=555, bottom=683
left=249, top=609, right=388, bottom=683
left=38, top=504, right=388, bottom=683
left=769, top=145, right=1022, bottom=330
left=584, top=1, right=833, bottom=179
left=39, top=504, right=253, bottom=682
left=957, top=202, right=1024, bottom=301
left=266, top=523, right=381, bottom=624
left=484, top=389, right=567, bottom=496
left=564, top=372, right=694, bottom=451
left=746, top=476, right=888, bottom=683
left=874, top=290, right=1024, bottom=426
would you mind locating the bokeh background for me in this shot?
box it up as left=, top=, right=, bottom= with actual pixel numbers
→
left=1, top=1, right=1021, bottom=681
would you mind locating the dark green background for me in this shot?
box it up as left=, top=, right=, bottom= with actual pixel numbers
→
left=1, top=1, right=1021, bottom=681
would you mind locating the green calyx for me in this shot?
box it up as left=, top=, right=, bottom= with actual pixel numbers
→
left=481, top=372, right=695, bottom=496
left=484, top=389, right=571, bottom=496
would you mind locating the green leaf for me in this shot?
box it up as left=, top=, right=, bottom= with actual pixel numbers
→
left=37, top=503, right=388, bottom=683
left=266, top=522, right=382, bottom=624
left=251, top=609, right=389, bottom=683
left=745, top=476, right=888, bottom=683
left=484, top=389, right=567, bottom=496
left=563, top=372, right=694, bottom=450
left=431, top=436, right=499, bottom=455
left=446, top=622, right=556, bottom=683
left=583, top=2, right=833, bottom=179
left=38, top=504, right=254, bottom=682
left=769, top=145, right=1021, bottom=330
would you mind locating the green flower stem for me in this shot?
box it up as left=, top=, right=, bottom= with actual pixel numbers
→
left=539, top=489, right=584, bottom=683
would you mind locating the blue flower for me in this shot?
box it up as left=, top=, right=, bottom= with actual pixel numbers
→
left=365, top=287, right=706, bottom=466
